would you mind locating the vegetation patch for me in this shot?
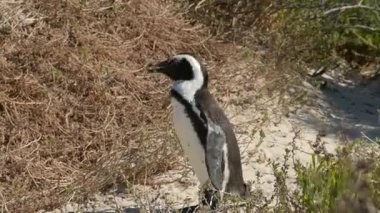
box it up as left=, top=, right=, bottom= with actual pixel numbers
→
left=0, top=0, right=213, bottom=211
left=182, top=0, right=380, bottom=77
left=242, top=139, right=380, bottom=213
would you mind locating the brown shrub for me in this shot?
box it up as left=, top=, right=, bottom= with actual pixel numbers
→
left=0, top=0, right=212, bottom=211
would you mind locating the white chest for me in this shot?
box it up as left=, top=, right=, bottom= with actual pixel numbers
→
left=171, top=98, right=209, bottom=186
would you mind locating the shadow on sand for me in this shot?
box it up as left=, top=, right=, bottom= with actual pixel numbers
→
left=294, top=74, right=380, bottom=141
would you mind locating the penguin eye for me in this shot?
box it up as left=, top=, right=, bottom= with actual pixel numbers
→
left=162, top=58, right=174, bottom=67
left=168, top=58, right=178, bottom=65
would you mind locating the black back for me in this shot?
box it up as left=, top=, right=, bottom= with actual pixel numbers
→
left=194, top=88, right=247, bottom=196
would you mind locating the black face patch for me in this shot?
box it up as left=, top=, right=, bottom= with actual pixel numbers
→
left=154, top=58, right=194, bottom=81
left=148, top=54, right=209, bottom=87
left=171, top=58, right=194, bottom=81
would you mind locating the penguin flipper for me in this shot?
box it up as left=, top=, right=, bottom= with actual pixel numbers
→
left=205, top=122, right=226, bottom=191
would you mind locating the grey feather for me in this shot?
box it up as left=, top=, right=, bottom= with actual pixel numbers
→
left=205, top=121, right=226, bottom=190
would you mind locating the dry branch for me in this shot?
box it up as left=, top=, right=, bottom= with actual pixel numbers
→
left=324, top=4, right=379, bottom=16
left=0, top=0, right=214, bottom=211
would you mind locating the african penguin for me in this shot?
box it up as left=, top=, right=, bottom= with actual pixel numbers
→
left=147, top=54, right=250, bottom=207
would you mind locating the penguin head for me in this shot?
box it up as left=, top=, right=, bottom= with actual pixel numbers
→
left=147, top=53, right=208, bottom=87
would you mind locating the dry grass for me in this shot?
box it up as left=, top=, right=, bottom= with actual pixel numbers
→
left=0, top=0, right=217, bottom=211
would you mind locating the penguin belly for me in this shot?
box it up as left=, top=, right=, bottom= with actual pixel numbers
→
left=171, top=98, right=209, bottom=186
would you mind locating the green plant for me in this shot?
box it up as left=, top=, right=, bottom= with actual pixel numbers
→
left=294, top=153, right=355, bottom=212
left=182, top=0, right=380, bottom=72
left=244, top=139, right=380, bottom=213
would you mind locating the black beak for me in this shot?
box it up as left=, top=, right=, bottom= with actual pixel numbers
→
left=147, top=62, right=161, bottom=73
left=147, top=60, right=168, bottom=73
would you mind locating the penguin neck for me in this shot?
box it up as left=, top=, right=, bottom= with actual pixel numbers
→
left=172, top=76, right=205, bottom=102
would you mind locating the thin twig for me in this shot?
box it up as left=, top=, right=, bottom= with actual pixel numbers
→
left=335, top=24, right=380, bottom=32
left=361, top=132, right=379, bottom=146
left=324, top=4, right=379, bottom=16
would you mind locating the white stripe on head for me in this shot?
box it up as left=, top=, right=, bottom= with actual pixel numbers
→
left=172, top=54, right=204, bottom=102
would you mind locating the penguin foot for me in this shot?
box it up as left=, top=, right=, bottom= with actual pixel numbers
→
left=201, top=189, right=219, bottom=210
left=178, top=204, right=199, bottom=213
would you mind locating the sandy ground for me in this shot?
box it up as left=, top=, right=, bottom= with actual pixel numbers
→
left=44, top=68, right=380, bottom=213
